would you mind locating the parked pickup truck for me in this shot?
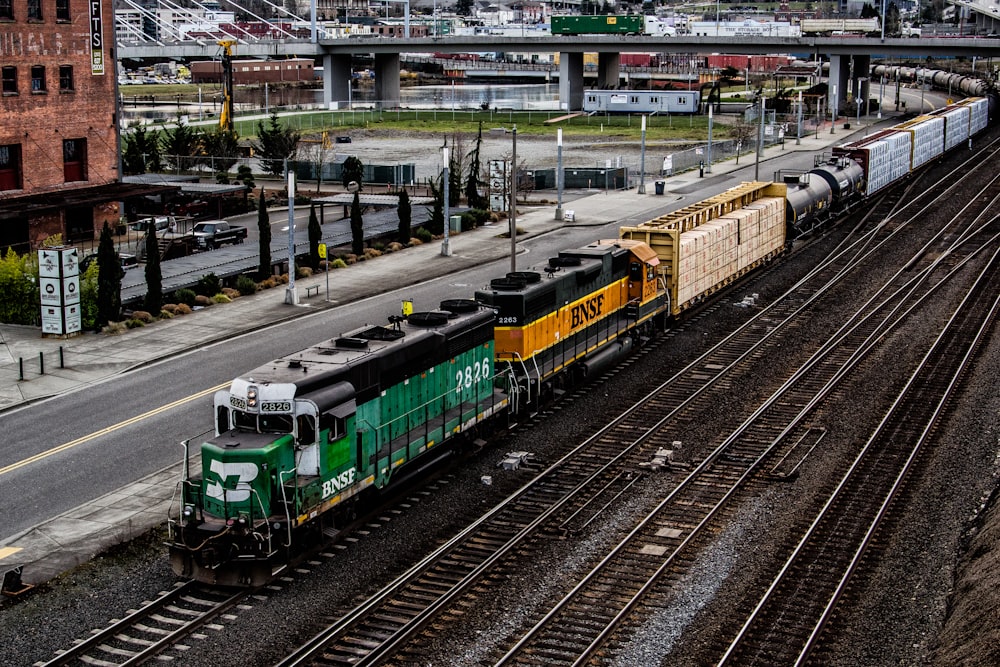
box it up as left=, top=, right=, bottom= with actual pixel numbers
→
left=192, top=220, right=248, bottom=250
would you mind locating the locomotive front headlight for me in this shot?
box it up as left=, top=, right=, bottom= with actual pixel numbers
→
left=182, top=504, right=194, bottom=518
left=247, top=385, right=258, bottom=408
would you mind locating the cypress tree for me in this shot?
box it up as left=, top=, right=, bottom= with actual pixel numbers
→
left=427, top=175, right=445, bottom=235
left=397, top=190, right=412, bottom=245
left=350, top=191, right=364, bottom=256
left=257, top=188, right=271, bottom=279
left=144, top=225, right=162, bottom=314
left=465, top=123, right=488, bottom=210
left=96, top=222, right=122, bottom=327
left=308, top=203, right=322, bottom=270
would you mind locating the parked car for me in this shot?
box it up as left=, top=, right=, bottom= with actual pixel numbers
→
left=192, top=220, right=248, bottom=250
left=128, top=216, right=176, bottom=234
left=80, top=252, right=139, bottom=272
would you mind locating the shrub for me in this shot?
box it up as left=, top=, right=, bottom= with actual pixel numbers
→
left=372, top=242, right=385, bottom=251
left=102, top=321, right=128, bottom=335
left=408, top=237, right=423, bottom=246
left=415, top=227, right=433, bottom=243
left=173, top=288, right=197, bottom=306
left=221, top=287, right=240, bottom=299
left=364, top=248, right=383, bottom=260
left=196, top=273, right=222, bottom=297
left=344, top=254, right=358, bottom=265
left=125, top=318, right=146, bottom=329
left=212, top=293, right=232, bottom=304
left=277, top=273, right=289, bottom=284
left=174, top=303, right=193, bottom=315
left=296, top=266, right=313, bottom=279
left=330, top=258, right=348, bottom=269
left=387, top=242, right=405, bottom=252
left=259, top=278, right=277, bottom=289
left=161, top=303, right=178, bottom=314
left=235, top=275, right=258, bottom=296
left=131, top=310, right=155, bottom=323
left=159, top=310, right=175, bottom=319
left=194, top=295, right=213, bottom=307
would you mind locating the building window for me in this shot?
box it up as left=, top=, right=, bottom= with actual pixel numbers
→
left=63, top=138, right=87, bottom=182
left=27, top=0, right=41, bottom=20
left=0, top=0, right=13, bottom=20
left=56, top=0, right=70, bottom=21
left=0, top=144, right=22, bottom=191
left=31, top=66, right=46, bottom=92
left=59, top=65, right=73, bottom=91
left=1, top=66, right=15, bottom=94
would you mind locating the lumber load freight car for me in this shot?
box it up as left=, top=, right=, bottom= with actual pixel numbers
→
left=619, top=182, right=788, bottom=315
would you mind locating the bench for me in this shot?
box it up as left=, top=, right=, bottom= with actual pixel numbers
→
left=305, top=285, right=321, bottom=298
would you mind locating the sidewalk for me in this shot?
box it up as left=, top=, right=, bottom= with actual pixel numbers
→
left=0, top=119, right=881, bottom=591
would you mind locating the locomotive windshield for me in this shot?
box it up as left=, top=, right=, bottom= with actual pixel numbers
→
left=232, top=410, right=293, bottom=434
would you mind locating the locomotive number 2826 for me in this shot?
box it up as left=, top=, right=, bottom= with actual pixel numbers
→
left=456, top=358, right=492, bottom=393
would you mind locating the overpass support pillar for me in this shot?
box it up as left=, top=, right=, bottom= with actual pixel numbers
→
left=852, top=54, right=871, bottom=110
left=559, top=51, right=584, bottom=111
left=827, top=54, right=851, bottom=117
left=597, top=52, right=621, bottom=89
left=323, top=54, right=352, bottom=109
left=374, top=53, right=401, bottom=109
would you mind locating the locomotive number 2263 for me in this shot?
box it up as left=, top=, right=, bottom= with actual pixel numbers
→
left=456, top=358, right=492, bottom=393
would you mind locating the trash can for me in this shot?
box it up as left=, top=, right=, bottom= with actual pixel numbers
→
left=655, top=181, right=665, bottom=195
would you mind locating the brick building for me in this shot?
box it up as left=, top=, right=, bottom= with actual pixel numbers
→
left=0, top=0, right=166, bottom=252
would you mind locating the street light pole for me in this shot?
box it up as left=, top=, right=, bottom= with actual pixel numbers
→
left=284, top=168, right=298, bottom=305
left=638, top=115, right=647, bottom=193
left=441, top=146, right=451, bottom=256
left=555, top=128, right=564, bottom=219
left=510, top=125, right=517, bottom=273
left=706, top=105, right=713, bottom=172
left=755, top=95, right=765, bottom=181
left=796, top=89, right=803, bottom=144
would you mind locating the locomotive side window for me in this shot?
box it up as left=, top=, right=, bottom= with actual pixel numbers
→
left=629, top=261, right=643, bottom=282
left=296, top=415, right=316, bottom=445
left=319, top=411, right=347, bottom=440
left=216, top=406, right=231, bottom=433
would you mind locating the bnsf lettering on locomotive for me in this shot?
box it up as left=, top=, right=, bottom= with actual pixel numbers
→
left=322, top=468, right=357, bottom=498
left=570, top=294, right=605, bottom=329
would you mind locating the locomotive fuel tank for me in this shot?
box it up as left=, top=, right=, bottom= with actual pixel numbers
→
left=783, top=173, right=834, bottom=235
left=809, top=157, right=865, bottom=207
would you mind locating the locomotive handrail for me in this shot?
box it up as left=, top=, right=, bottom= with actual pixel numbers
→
left=279, top=468, right=295, bottom=546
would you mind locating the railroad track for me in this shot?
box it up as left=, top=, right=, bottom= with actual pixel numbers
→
left=36, top=581, right=246, bottom=666
left=717, top=243, right=1000, bottom=666
left=491, top=217, right=1000, bottom=665
left=271, top=137, right=1000, bottom=667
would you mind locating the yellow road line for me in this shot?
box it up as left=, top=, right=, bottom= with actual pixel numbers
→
left=0, top=383, right=227, bottom=477
left=0, top=547, right=23, bottom=561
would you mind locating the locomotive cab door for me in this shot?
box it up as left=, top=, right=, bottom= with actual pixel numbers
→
left=628, top=260, right=658, bottom=303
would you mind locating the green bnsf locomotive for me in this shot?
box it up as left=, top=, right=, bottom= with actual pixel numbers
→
left=169, top=300, right=506, bottom=585
left=169, top=241, right=668, bottom=585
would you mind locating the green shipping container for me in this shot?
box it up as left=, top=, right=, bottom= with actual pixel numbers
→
left=551, top=15, right=645, bottom=35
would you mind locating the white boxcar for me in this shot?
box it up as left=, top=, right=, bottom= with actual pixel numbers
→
left=583, top=90, right=700, bottom=115
left=928, top=105, right=970, bottom=151
left=894, top=115, right=945, bottom=170
left=834, top=130, right=913, bottom=197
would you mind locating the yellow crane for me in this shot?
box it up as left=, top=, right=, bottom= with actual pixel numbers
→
left=217, top=39, right=236, bottom=133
